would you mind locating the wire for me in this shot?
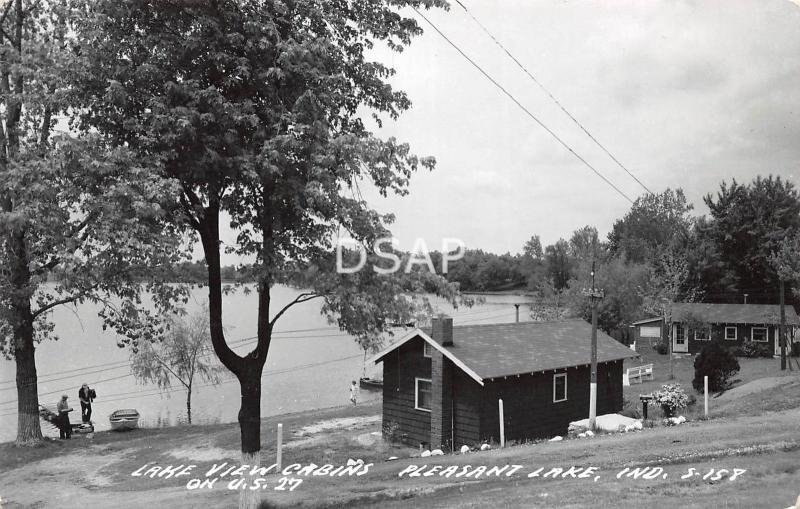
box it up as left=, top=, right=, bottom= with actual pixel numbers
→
left=454, top=0, right=652, bottom=196
left=0, top=353, right=366, bottom=417
left=411, top=6, right=634, bottom=204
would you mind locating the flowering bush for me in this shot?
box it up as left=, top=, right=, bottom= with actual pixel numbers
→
left=651, top=383, right=689, bottom=418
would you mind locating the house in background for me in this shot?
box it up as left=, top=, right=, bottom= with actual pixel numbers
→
left=631, top=303, right=799, bottom=355
left=630, top=316, right=665, bottom=346
left=372, top=316, right=638, bottom=450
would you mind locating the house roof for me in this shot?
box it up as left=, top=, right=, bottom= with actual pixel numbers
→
left=372, top=319, right=638, bottom=382
left=671, top=302, right=800, bottom=326
left=630, top=317, right=663, bottom=326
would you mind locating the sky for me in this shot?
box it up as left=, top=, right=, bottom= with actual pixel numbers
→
left=344, top=0, right=800, bottom=256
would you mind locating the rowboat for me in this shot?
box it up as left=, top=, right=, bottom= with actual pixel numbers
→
left=359, top=377, right=383, bottom=390
left=109, top=409, right=140, bottom=431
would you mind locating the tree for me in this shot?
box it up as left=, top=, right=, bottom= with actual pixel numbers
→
left=768, top=233, right=800, bottom=370
left=545, top=239, right=573, bottom=290
left=130, top=308, right=223, bottom=424
left=704, top=176, right=800, bottom=304
left=523, top=235, right=543, bottom=260
left=609, top=188, right=693, bottom=263
left=71, top=3, right=458, bottom=506
left=568, top=225, right=600, bottom=262
left=640, top=247, right=699, bottom=379
left=0, top=0, right=185, bottom=444
left=693, top=342, right=739, bottom=393
left=565, top=255, right=648, bottom=340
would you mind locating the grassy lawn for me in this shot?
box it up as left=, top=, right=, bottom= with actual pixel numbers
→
left=621, top=341, right=800, bottom=420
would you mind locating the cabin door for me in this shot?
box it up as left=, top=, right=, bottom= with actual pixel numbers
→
left=672, top=323, right=688, bottom=353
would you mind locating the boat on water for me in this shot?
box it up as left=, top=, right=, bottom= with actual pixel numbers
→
left=109, top=409, right=140, bottom=431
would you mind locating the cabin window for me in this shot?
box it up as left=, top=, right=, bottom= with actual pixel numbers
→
left=694, top=328, right=710, bottom=341
left=553, top=373, right=567, bottom=403
left=423, top=341, right=432, bottom=358
left=675, top=323, right=686, bottom=341
left=415, top=378, right=432, bottom=412
left=725, top=327, right=737, bottom=341
left=752, top=327, right=768, bottom=343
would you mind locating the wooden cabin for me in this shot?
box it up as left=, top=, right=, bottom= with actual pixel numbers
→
left=372, top=316, right=638, bottom=450
left=632, top=303, right=799, bottom=355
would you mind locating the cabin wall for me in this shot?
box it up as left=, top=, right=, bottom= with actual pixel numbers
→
left=681, top=323, right=778, bottom=354
left=478, top=361, right=624, bottom=443
left=381, top=337, right=431, bottom=446
left=450, top=367, right=482, bottom=448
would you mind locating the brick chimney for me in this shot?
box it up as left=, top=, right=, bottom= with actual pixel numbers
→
left=431, top=315, right=453, bottom=346
left=430, top=314, right=453, bottom=450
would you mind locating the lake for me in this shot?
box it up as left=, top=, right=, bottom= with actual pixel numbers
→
left=0, top=286, right=527, bottom=443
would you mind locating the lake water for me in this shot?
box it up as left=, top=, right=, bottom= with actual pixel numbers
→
left=0, top=286, right=526, bottom=442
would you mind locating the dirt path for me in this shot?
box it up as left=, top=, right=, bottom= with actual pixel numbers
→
left=3, top=407, right=798, bottom=508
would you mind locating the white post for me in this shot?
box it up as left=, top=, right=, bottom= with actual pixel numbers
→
left=589, top=383, right=597, bottom=430
left=276, top=423, right=283, bottom=470
left=498, top=399, right=505, bottom=448
left=704, top=376, right=708, bottom=417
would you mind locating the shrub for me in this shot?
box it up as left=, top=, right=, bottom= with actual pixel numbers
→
left=382, top=420, right=401, bottom=441
left=693, top=341, right=740, bottom=392
left=651, top=383, right=689, bottom=418
left=735, top=341, right=773, bottom=358
left=653, top=341, right=669, bottom=355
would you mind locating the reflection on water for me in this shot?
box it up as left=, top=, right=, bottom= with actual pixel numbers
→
left=0, top=286, right=524, bottom=442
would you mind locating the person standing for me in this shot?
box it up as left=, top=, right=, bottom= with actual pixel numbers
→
left=78, top=383, right=94, bottom=423
left=349, top=380, right=359, bottom=406
left=57, top=394, right=72, bottom=439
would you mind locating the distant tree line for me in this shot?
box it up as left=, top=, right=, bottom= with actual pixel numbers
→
left=435, top=176, right=800, bottom=343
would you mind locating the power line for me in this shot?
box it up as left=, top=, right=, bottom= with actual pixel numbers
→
left=411, top=6, right=634, bottom=204
left=0, top=353, right=366, bottom=416
left=454, top=0, right=653, bottom=196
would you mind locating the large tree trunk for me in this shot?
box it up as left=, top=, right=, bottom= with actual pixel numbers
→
left=198, top=203, right=267, bottom=509
left=15, top=321, right=42, bottom=444
left=10, top=227, right=42, bottom=444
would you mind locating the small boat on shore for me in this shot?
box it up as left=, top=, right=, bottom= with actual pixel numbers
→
left=359, top=377, right=383, bottom=390
left=109, top=409, right=140, bottom=431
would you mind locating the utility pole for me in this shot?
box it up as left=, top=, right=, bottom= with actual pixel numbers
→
left=583, top=261, right=604, bottom=431
left=780, top=279, right=787, bottom=370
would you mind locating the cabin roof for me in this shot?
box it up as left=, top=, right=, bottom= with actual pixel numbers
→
left=372, top=319, right=638, bottom=383
left=671, top=302, right=800, bottom=326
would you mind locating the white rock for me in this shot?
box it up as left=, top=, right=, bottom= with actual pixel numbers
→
left=480, top=443, right=490, bottom=451
left=431, top=449, right=444, bottom=456
left=676, top=416, right=686, bottom=424
left=585, top=430, right=594, bottom=437
left=387, top=456, right=398, bottom=461
left=578, top=432, right=587, bottom=438
left=460, top=445, right=470, bottom=454
left=421, top=449, right=432, bottom=457
left=346, top=458, right=357, bottom=466
left=633, top=421, right=643, bottom=430
left=549, top=436, right=563, bottom=442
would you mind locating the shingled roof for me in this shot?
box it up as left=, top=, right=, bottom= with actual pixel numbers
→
left=373, top=319, right=638, bottom=383
left=671, top=302, right=800, bottom=326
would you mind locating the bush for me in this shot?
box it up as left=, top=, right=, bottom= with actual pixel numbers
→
left=653, top=341, right=669, bottom=355
left=651, top=383, right=689, bottom=418
left=734, top=341, right=773, bottom=358
left=694, top=341, right=740, bottom=392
